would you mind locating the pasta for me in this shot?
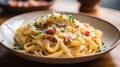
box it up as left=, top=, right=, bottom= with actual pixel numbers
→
left=14, top=12, right=103, bottom=57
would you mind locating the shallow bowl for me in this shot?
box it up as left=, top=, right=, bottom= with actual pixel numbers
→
left=0, top=11, right=120, bottom=64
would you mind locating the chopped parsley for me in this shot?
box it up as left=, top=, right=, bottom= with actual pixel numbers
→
left=97, top=46, right=101, bottom=52
left=13, top=47, right=18, bottom=50
left=102, top=42, right=106, bottom=48
left=34, top=22, right=39, bottom=28
left=14, top=43, right=17, bottom=46
left=98, top=46, right=100, bottom=50
left=34, top=32, right=42, bottom=36
left=60, top=30, right=65, bottom=33
left=64, top=24, right=67, bottom=27
left=52, top=25, right=57, bottom=29
left=60, top=15, right=62, bottom=18
left=14, top=47, right=24, bottom=50
left=102, top=42, right=104, bottom=46
left=97, top=49, right=101, bottom=52
left=77, top=35, right=80, bottom=37
left=81, top=35, right=83, bottom=38
left=72, top=31, right=75, bottom=34
left=104, top=45, right=106, bottom=48
left=76, top=35, right=80, bottom=39
left=13, top=43, right=24, bottom=50
left=97, top=42, right=106, bottom=52
left=50, top=14, right=54, bottom=18
left=41, top=16, right=44, bottom=18
left=68, top=15, right=75, bottom=23
left=94, top=40, right=97, bottom=43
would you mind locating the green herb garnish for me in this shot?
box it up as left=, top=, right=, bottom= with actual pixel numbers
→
left=13, top=47, right=18, bottom=50
left=98, top=46, right=100, bottom=50
left=52, top=25, right=57, bottom=29
left=34, top=22, right=39, bottom=28
left=50, top=14, right=54, bottom=18
left=14, top=43, right=17, bottom=46
left=97, top=49, right=101, bottom=52
left=102, top=42, right=104, bottom=46
left=13, top=43, right=24, bottom=50
left=34, top=32, right=42, bottom=36
left=41, top=16, right=44, bottom=18
left=60, top=15, right=62, bottom=18
left=60, top=30, right=65, bottom=33
left=13, top=47, right=24, bottom=50
left=102, top=42, right=106, bottom=48
left=94, top=40, right=97, bottom=43
left=76, top=35, right=80, bottom=39
left=72, top=31, right=75, bottom=34
left=81, top=35, right=83, bottom=38
left=68, top=15, right=75, bottom=23
left=97, top=46, right=101, bottom=52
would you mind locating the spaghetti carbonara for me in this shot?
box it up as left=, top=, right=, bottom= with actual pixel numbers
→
left=14, top=12, right=103, bottom=57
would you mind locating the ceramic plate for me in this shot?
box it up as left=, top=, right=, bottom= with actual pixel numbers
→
left=0, top=11, right=120, bottom=64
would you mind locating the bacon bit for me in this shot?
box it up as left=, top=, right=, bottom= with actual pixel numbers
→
left=46, top=28, right=55, bottom=35
left=83, top=23, right=89, bottom=27
left=75, top=25, right=79, bottom=28
left=33, top=51, right=41, bottom=56
left=47, top=36, right=57, bottom=46
left=57, top=24, right=61, bottom=28
left=47, top=36, right=57, bottom=42
left=84, top=31, right=90, bottom=36
left=39, top=22, right=47, bottom=29
left=39, top=22, right=43, bottom=29
left=94, top=36, right=97, bottom=38
left=63, top=36, right=71, bottom=45
left=28, top=51, right=34, bottom=54
left=56, top=23, right=61, bottom=28
left=56, top=23, right=66, bottom=28
left=46, top=21, right=53, bottom=26
left=28, top=51, right=40, bottom=56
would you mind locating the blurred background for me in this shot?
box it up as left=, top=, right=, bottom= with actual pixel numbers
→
left=0, top=0, right=120, bottom=14
left=58, top=0, right=120, bottom=10
left=100, top=0, right=120, bottom=10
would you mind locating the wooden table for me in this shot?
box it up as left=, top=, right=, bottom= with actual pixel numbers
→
left=0, top=1, right=120, bottom=67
